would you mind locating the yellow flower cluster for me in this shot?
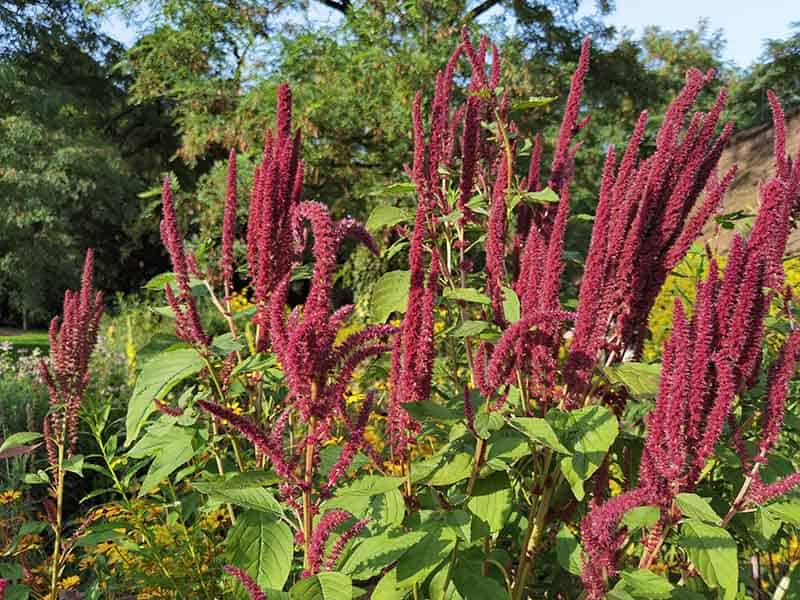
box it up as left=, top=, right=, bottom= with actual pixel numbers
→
left=230, top=289, right=255, bottom=313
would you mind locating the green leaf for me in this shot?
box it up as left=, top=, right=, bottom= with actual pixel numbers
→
left=679, top=519, right=738, bottom=600
left=486, top=432, right=529, bottom=467
left=452, top=567, right=510, bottom=599
left=371, top=568, right=409, bottom=600
left=510, top=96, right=557, bottom=111
left=522, top=187, right=559, bottom=204
left=335, top=476, right=406, bottom=498
left=371, top=271, right=411, bottom=323
left=370, top=182, right=417, bottom=198
left=3, top=584, right=30, bottom=600
left=467, top=472, right=513, bottom=534
left=603, top=363, right=662, bottom=400
left=23, top=470, right=49, bottom=485
left=212, top=333, right=245, bottom=354
left=755, top=506, right=781, bottom=540
left=401, top=402, right=461, bottom=424
left=443, top=288, right=491, bottom=305
left=555, top=525, right=583, bottom=576
left=614, top=569, right=675, bottom=599
left=766, top=501, right=800, bottom=525
left=621, top=506, right=660, bottom=530
left=341, top=530, right=427, bottom=580
left=290, top=572, right=352, bottom=600
left=0, top=432, right=42, bottom=457
left=125, top=348, right=205, bottom=445
left=370, top=489, right=406, bottom=528
left=557, top=406, right=619, bottom=500
left=450, top=320, right=489, bottom=338
left=132, top=424, right=196, bottom=496
left=193, top=474, right=283, bottom=516
left=429, top=564, right=463, bottom=600
left=502, top=288, right=521, bottom=323
left=62, top=454, right=84, bottom=476
left=511, top=417, right=570, bottom=454
left=473, top=412, right=505, bottom=440
left=226, top=510, right=293, bottom=593
left=675, top=493, right=721, bottom=525
left=366, top=206, right=414, bottom=231
left=422, top=452, right=474, bottom=486
left=395, top=526, right=456, bottom=588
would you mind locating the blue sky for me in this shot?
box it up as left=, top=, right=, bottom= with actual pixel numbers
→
left=579, top=0, right=797, bottom=67
left=101, top=1, right=797, bottom=69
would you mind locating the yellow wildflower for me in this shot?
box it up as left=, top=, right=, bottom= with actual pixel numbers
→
left=0, top=490, right=22, bottom=504
left=59, top=575, right=80, bottom=590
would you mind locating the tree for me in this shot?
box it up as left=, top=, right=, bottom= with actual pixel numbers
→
left=730, top=23, right=800, bottom=130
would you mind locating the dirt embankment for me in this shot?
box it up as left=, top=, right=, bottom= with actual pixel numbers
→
left=702, top=109, right=800, bottom=255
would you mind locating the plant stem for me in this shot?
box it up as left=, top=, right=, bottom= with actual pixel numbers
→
left=512, top=451, right=557, bottom=600
left=466, top=437, right=485, bottom=497
left=49, top=442, right=65, bottom=600
left=302, top=394, right=317, bottom=571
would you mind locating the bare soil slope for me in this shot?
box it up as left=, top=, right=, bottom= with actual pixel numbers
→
left=703, top=109, right=800, bottom=254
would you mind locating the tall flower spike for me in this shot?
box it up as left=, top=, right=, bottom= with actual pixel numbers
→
left=160, top=177, right=210, bottom=347
left=565, top=71, right=734, bottom=398
left=549, top=37, right=591, bottom=195
left=39, top=249, right=103, bottom=457
left=247, top=85, right=303, bottom=351
left=581, top=127, right=799, bottom=593
left=221, top=148, right=237, bottom=295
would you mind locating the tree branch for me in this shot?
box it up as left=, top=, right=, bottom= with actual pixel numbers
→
left=462, top=0, right=503, bottom=24
left=315, top=0, right=351, bottom=14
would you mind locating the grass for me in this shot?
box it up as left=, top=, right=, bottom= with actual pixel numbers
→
left=0, top=328, right=49, bottom=352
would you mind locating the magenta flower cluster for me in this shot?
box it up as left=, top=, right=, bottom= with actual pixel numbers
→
left=580, top=94, right=800, bottom=598
left=39, top=249, right=104, bottom=464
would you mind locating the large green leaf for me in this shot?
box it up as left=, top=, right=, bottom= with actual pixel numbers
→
left=366, top=206, right=414, bottom=231
left=341, top=530, right=427, bottom=580
left=452, top=567, right=509, bottom=599
left=125, top=348, right=205, bottom=445
left=501, top=287, right=521, bottom=323
left=467, top=472, right=513, bottom=534
left=0, top=432, right=42, bottom=459
left=555, top=525, right=583, bottom=576
left=555, top=406, right=619, bottom=500
left=621, top=506, right=660, bottom=531
left=226, top=510, right=293, bottom=593
left=675, top=493, right=721, bottom=525
left=511, top=417, right=570, bottom=454
left=679, top=519, right=738, bottom=600
left=334, top=476, right=406, bottom=498
left=612, top=569, right=676, bottom=599
left=371, top=270, right=411, bottom=323
left=443, top=288, right=491, bottom=305
left=603, top=363, right=662, bottom=400
left=129, top=423, right=196, bottom=496
left=395, top=526, right=456, bottom=588
left=290, top=572, right=352, bottom=600
left=371, top=568, right=409, bottom=600
left=421, top=452, right=474, bottom=486
left=193, top=473, right=283, bottom=516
